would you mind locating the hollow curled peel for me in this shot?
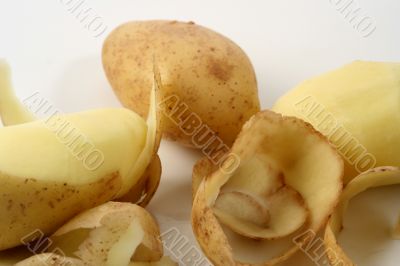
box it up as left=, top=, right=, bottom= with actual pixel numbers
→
left=16, top=202, right=177, bottom=266
left=324, top=166, right=400, bottom=266
left=192, top=110, right=343, bottom=265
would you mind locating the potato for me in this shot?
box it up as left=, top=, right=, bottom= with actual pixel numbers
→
left=273, top=61, right=400, bottom=182
left=102, top=20, right=260, bottom=147
left=0, top=61, right=160, bottom=250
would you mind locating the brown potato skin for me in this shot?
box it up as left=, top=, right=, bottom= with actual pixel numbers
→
left=0, top=171, right=122, bottom=251
left=102, top=20, right=260, bottom=147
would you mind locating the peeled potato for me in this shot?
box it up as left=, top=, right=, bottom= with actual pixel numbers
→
left=273, top=61, right=400, bottom=182
left=102, top=20, right=260, bottom=147
left=0, top=61, right=160, bottom=250
left=192, top=110, right=343, bottom=265
left=324, top=167, right=400, bottom=266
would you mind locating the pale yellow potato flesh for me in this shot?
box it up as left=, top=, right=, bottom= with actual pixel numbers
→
left=0, top=108, right=146, bottom=185
left=0, top=60, right=36, bottom=126
left=192, top=110, right=344, bottom=265
left=273, top=61, right=400, bottom=182
left=324, top=166, right=400, bottom=266
left=102, top=20, right=260, bottom=147
left=0, top=62, right=159, bottom=250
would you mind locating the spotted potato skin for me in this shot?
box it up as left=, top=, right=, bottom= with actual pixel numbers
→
left=0, top=171, right=121, bottom=250
left=102, top=20, right=260, bottom=147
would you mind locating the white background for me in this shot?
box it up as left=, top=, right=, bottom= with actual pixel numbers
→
left=1, top=0, right=399, bottom=265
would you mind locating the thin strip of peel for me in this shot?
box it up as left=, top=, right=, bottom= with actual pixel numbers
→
left=106, top=219, right=144, bottom=266
left=325, top=166, right=400, bottom=266
left=118, top=68, right=159, bottom=197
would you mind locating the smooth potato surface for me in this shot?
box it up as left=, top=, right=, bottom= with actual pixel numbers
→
left=273, top=61, right=400, bottom=181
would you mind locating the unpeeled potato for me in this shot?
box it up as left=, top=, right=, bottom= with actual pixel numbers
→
left=102, top=20, right=260, bottom=148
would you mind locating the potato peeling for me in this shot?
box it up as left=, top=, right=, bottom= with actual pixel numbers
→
left=14, top=202, right=177, bottom=266
left=324, top=166, right=400, bottom=266
left=192, top=110, right=344, bottom=265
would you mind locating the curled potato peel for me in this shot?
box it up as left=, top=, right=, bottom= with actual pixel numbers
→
left=15, top=202, right=177, bottom=266
left=192, top=157, right=216, bottom=202
left=324, top=167, right=400, bottom=266
left=192, top=110, right=343, bottom=265
left=393, top=217, right=400, bottom=240
left=118, top=154, right=162, bottom=207
left=0, top=60, right=161, bottom=250
left=119, top=62, right=164, bottom=207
